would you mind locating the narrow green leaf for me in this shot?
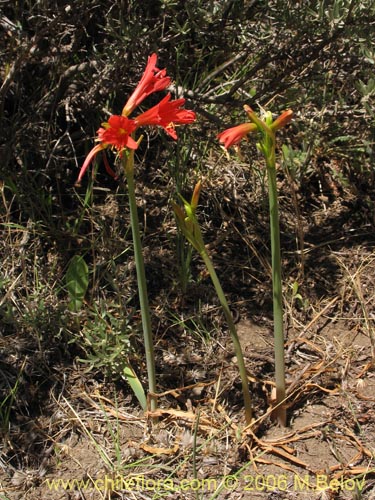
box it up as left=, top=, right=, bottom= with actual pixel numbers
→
left=122, top=364, right=147, bottom=410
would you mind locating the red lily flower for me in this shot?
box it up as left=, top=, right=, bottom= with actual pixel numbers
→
left=122, top=53, right=171, bottom=116
left=134, top=93, right=196, bottom=139
left=217, top=123, right=258, bottom=149
left=97, top=115, right=139, bottom=150
left=77, top=55, right=195, bottom=184
left=76, top=116, right=138, bottom=185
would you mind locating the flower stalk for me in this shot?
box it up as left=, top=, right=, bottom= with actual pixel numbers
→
left=264, top=135, right=286, bottom=426
left=200, top=250, right=252, bottom=424
left=124, top=148, right=157, bottom=412
left=218, top=106, right=292, bottom=426
left=173, top=182, right=252, bottom=425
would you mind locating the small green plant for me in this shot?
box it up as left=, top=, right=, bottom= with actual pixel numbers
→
left=173, top=181, right=252, bottom=424
left=77, top=303, right=147, bottom=409
left=0, top=360, right=25, bottom=435
left=289, top=281, right=309, bottom=311
left=218, top=106, right=293, bottom=426
left=76, top=54, right=196, bottom=413
left=356, top=76, right=375, bottom=115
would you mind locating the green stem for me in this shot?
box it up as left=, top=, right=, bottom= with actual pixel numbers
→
left=199, top=246, right=252, bottom=425
left=266, top=149, right=286, bottom=426
left=124, top=152, right=157, bottom=412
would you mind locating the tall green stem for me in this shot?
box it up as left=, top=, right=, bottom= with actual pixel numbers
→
left=173, top=184, right=252, bottom=425
left=124, top=151, right=157, bottom=412
left=199, top=246, right=252, bottom=425
left=266, top=140, right=286, bottom=426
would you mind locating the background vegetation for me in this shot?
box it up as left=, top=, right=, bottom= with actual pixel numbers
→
left=1, top=0, right=375, bottom=498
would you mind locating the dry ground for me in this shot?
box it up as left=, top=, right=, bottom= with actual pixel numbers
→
left=1, top=2, right=375, bottom=499
left=1, top=167, right=375, bottom=500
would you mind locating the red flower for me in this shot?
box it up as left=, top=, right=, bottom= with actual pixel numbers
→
left=134, top=93, right=196, bottom=139
left=217, top=123, right=257, bottom=149
left=77, top=55, right=196, bottom=184
left=97, top=115, right=139, bottom=150
left=76, top=116, right=138, bottom=185
left=122, top=53, right=171, bottom=116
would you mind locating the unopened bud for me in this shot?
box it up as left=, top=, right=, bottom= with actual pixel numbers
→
left=271, top=110, right=293, bottom=131
left=191, top=180, right=202, bottom=211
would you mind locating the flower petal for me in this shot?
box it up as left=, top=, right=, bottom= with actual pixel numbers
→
left=134, top=93, right=196, bottom=138
left=76, top=143, right=106, bottom=185
left=102, top=152, right=118, bottom=180
left=217, top=123, right=257, bottom=149
left=122, top=53, right=171, bottom=116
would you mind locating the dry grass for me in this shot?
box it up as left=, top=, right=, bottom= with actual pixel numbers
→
left=1, top=1, right=375, bottom=499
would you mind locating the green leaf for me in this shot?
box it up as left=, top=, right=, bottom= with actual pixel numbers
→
left=122, top=364, right=147, bottom=410
left=0, top=222, right=29, bottom=230
left=65, top=255, right=89, bottom=312
left=292, top=281, right=299, bottom=296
